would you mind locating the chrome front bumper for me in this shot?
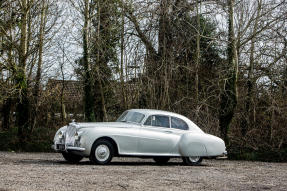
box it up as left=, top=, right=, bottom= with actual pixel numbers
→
left=52, top=144, right=86, bottom=152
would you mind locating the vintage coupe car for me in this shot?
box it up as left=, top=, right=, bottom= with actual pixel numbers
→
left=52, top=109, right=227, bottom=165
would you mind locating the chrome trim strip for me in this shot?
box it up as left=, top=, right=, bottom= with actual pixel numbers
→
left=66, top=146, right=86, bottom=151
left=119, top=152, right=181, bottom=157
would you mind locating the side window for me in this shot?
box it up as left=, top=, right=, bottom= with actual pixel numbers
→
left=152, top=115, right=170, bottom=128
left=144, top=115, right=170, bottom=128
left=171, top=117, right=188, bottom=130
left=144, top=116, right=152, bottom=126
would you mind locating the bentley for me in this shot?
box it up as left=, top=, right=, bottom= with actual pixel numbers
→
left=52, top=109, right=227, bottom=165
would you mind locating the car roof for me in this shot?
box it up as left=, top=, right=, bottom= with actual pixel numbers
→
left=128, top=109, right=190, bottom=121
left=126, top=109, right=204, bottom=133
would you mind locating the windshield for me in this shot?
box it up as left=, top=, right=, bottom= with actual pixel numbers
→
left=116, top=111, right=145, bottom=124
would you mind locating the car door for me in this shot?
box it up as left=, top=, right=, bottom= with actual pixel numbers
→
left=112, top=124, right=141, bottom=154
left=138, top=115, right=180, bottom=155
left=113, top=110, right=146, bottom=154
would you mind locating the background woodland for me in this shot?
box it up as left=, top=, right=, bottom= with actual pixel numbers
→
left=0, top=0, right=286, bottom=161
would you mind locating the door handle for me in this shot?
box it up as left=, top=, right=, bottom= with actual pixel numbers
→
left=164, top=131, right=172, bottom=134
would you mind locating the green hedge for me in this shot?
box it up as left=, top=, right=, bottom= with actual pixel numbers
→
left=228, top=149, right=287, bottom=162
left=0, top=127, right=55, bottom=152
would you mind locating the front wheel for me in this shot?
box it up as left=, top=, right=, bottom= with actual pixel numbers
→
left=182, top=156, right=203, bottom=166
left=90, top=140, right=114, bottom=165
left=62, top=152, right=83, bottom=163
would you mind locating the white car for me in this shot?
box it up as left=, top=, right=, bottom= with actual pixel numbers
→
left=52, top=109, right=227, bottom=165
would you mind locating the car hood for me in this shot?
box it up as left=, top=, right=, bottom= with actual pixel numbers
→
left=76, top=122, right=140, bottom=129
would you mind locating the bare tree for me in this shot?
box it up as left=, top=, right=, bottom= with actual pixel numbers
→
left=218, top=0, right=238, bottom=145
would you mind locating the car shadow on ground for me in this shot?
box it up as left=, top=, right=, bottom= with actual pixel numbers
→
left=106, top=161, right=208, bottom=167
left=18, top=159, right=208, bottom=167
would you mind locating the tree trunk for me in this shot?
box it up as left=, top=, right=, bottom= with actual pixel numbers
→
left=195, top=0, right=201, bottom=118
left=95, top=1, right=108, bottom=122
left=60, top=77, right=66, bottom=122
left=219, top=0, right=238, bottom=146
left=83, top=0, right=95, bottom=122
left=16, top=0, right=30, bottom=143
left=60, top=47, right=66, bottom=122
left=2, top=98, right=12, bottom=130
left=120, top=7, right=127, bottom=110
left=96, top=66, right=108, bottom=122
left=283, top=66, right=287, bottom=99
left=61, top=101, right=67, bottom=122
left=157, top=0, right=172, bottom=109
left=32, top=0, right=47, bottom=132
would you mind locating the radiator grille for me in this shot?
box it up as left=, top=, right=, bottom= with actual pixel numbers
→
left=65, top=124, right=77, bottom=146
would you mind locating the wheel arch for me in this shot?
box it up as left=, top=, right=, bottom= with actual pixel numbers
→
left=92, top=136, right=119, bottom=156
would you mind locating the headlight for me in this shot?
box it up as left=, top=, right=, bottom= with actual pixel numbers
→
left=74, top=131, right=83, bottom=141
left=58, top=131, right=64, bottom=139
left=74, top=132, right=79, bottom=140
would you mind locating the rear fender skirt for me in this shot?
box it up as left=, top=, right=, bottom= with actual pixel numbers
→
left=178, top=133, right=208, bottom=157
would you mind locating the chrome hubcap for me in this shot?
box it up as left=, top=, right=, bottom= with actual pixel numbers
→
left=95, top=145, right=110, bottom=162
left=189, top=156, right=200, bottom=163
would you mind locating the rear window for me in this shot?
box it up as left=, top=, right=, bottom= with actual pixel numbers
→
left=171, top=117, right=188, bottom=130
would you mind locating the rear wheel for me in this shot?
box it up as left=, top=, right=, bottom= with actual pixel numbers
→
left=62, top=152, right=83, bottom=163
left=182, top=156, right=203, bottom=166
left=153, top=157, right=170, bottom=165
left=90, top=139, right=114, bottom=165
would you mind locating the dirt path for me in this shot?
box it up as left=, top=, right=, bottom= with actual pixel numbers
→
left=0, top=152, right=286, bottom=191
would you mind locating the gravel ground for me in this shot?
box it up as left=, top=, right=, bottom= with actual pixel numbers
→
left=0, top=152, right=286, bottom=191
